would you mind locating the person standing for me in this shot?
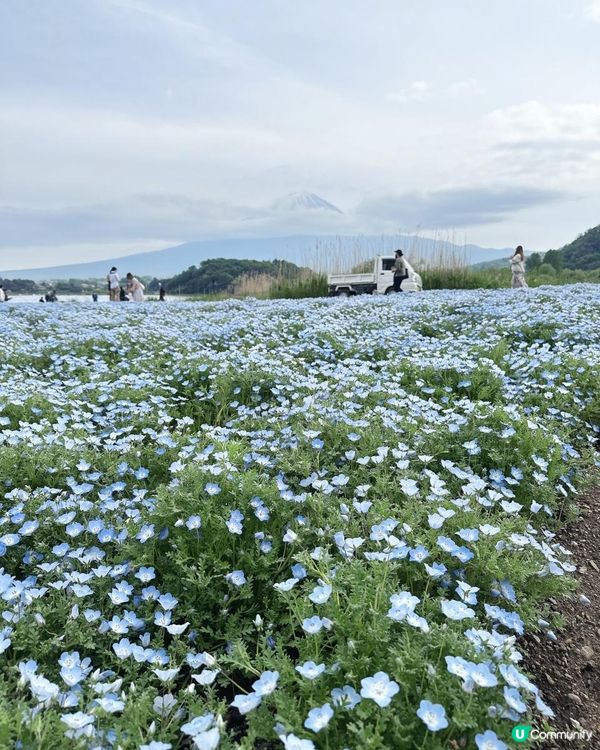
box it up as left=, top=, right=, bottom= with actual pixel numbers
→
left=126, top=273, right=145, bottom=302
left=510, top=246, right=528, bottom=288
left=0, top=285, right=5, bottom=302
left=392, top=249, right=408, bottom=293
left=158, top=282, right=166, bottom=301
left=107, top=267, right=120, bottom=301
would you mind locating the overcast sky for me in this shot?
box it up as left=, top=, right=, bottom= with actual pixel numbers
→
left=1, top=0, right=600, bottom=269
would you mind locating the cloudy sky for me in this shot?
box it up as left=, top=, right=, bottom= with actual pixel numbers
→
left=1, top=0, right=600, bottom=269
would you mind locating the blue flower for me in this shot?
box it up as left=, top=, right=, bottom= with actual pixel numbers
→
left=180, top=714, right=214, bottom=736
left=503, top=686, right=527, bottom=713
left=416, top=699, right=448, bottom=731
left=302, top=616, right=333, bottom=634
left=304, top=702, right=333, bottom=732
left=359, top=672, right=400, bottom=707
left=441, top=600, right=476, bottom=621
left=231, top=692, right=262, bottom=714
left=295, top=661, right=326, bottom=680
left=331, top=685, right=361, bottom=709
left=308, top=583, right=332, bottom=604
left=252, top=670, right=279, bottom=696
left=475, top=730, right=508, bottom=750
left=226, top=509, right=244, bottom=535
left=225, top=570, right=246, bottom=587
left=185, top=515, right=202, bottom=530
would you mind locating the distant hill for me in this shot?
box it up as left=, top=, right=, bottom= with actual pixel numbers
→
left=558, top=225, right=600, bottom=270
left=148, top=258, right=309, bottom=295
left=0, top=235, right=511, bottom=280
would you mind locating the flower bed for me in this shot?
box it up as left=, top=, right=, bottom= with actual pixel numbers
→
left=0, top=287, right=599, bottom=749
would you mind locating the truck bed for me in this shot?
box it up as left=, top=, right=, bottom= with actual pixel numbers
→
left=328, top=272, right=374, bottom=285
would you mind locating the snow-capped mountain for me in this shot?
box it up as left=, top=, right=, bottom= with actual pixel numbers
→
left=271, top=192, right=343, bottom=214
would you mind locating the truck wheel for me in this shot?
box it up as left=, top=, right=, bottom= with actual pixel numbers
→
left=336, top=290, right=350, bottom=297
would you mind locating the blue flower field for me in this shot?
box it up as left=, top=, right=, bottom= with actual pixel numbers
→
left=1, top=287, right=599, bottom=750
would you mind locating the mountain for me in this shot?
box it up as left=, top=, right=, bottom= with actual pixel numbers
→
left=0, top=235, right=512, bottom=281
left=270, top=192, right=343, bottom=213
left=558, top=224, right=600, bottom=270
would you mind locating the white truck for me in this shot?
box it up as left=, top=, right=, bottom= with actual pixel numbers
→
left=327, top=255, right=423, bottom=296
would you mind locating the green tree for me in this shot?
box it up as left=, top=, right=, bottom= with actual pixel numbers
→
left=525, top=253, right=542, bottom=271
left=544, top=249, right=564, bottom=271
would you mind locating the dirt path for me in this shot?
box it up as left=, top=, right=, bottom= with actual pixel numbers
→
left=523, top=486, right=600, bottom=749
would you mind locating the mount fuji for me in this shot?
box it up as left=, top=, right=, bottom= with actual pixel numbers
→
left=270, top=192, right=343, bottom=214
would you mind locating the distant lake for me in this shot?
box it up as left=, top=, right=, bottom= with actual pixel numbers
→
left=4, top=294, right=104, bottom=304
left=3, top=294, right=170, bottom=304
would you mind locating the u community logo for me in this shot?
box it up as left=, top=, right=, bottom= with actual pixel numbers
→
left=512, top=725, right=532, bottom=743
left=512, top=724, right=593, bottom=744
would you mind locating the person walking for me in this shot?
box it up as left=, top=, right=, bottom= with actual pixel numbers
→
left=392, top=249, right=408, bottom=293
left=126, top=273, right=145, bottom=302
left=107, top=267, right=120, bottom=301
left=510, top=246, right=528, bottom=288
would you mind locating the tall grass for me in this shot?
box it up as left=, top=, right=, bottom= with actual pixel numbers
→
left=269, top=273, right=327, bottom=299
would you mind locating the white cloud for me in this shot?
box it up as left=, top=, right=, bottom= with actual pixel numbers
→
left=386, top=81, right=431, bottom=103
left=446, top=78, right=483, bottom=96
left=484, top=100, right=600, bottom=182
left=585, top=1, right=600, bottom=21
left=387, top=79, right=482, bottom=104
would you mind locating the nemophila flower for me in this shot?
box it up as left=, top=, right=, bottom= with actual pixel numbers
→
left=503, top=686, right=527, bottom=713
left=360, top=672, right=400, bottom=707
left=204, top=482, right=221, bottom=496
left=399, top=478, right=419, bottom=496
left=452, top=546, right=474, bottom=563
left=190, top=727, right=220, bottom=750
left=181, top=714, right=215, bottom=737
left=475, top=730, right=508, bottom=750
left=60, top=711, right=95, bottom=732
left=331, top=685, right=361, bottom=709
left=192, top=669, right=220, bottom=686
left=308, top=583, right=332, bottom=604
left=231, top=692, right=262, bottom=714
left=441, top=600, right=475, bottom=621
left=140, top=742, right=172, bottom=750
left=437, top=535, right=458, bottom=554
left=304, top=702, right=333, bottom=732
left=274, top=577, right=298, bottom=592
left=291, top=564, right=307, bottom=579
left=281, top=734, right=315, bottom=750
left=409, top=545, right=429, bottom=563
left=470, top=663, right=498, bottom=688
left=225, top=570, right=246, bottom=587
left=416, top=700, right=448, bottom=731
left=226, top=510, right=244, bottom=535
left=136, top=524, right=155, bottom=543
left=251, top=670, right=279, bottom=696
left=302, top=616, right=333, bottom=634
left=186, top=515, right=202, bottom=530
left=296, top=661, right=326, bottom=680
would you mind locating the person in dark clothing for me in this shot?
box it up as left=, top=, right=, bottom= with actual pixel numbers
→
left=158, top=282, right=166, bottom=301
left=392, top=249, right=408, bottom=292
left=119, top=286, right=129, bottom=301
left=92, top=293, right=98, bottom=302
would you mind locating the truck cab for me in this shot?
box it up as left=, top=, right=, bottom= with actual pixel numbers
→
left=327, top=255, right=423, bottom=296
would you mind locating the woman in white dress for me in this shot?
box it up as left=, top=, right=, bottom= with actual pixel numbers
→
left=510, top=246, right=528, bottom=288
left=126, top=273, right=145, bottom=302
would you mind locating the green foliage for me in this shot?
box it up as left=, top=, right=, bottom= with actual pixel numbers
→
left=269, top=274, right=328, bottom=299
left=148, top=258, right=312, bottom=296
left=558, top=224, right=600, bottom=270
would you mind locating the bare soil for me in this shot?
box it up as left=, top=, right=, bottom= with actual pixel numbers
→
left=523, top=486, right=600, bottom=749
